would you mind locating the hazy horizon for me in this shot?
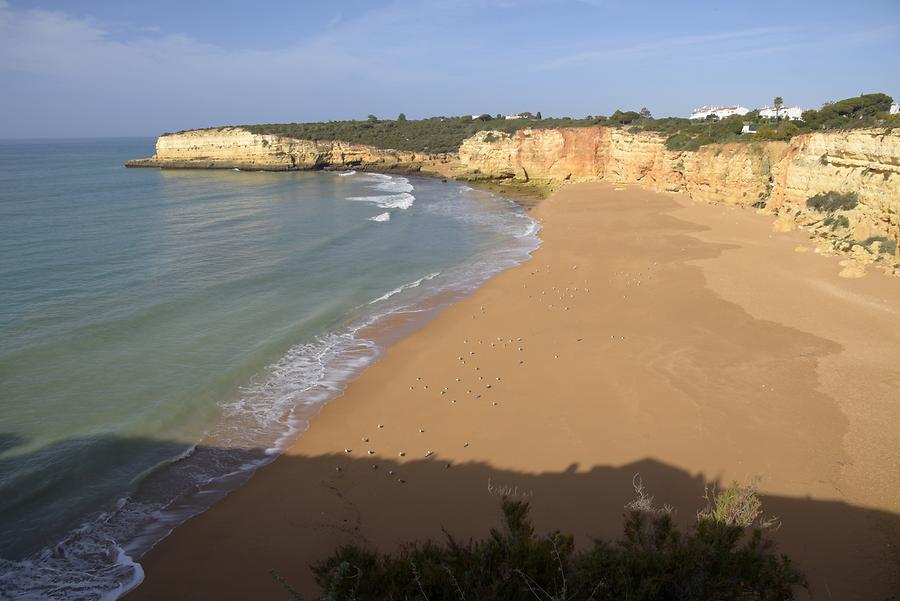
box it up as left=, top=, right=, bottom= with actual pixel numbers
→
left=2, top=0, right=899, bottom=139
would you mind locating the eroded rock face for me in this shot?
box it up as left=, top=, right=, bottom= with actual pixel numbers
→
left=458, top=127, right=899, bottom=268
left=127, top=127, right=453, bottom=174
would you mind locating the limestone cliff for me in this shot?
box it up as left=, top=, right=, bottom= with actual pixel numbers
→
left=457, top=127, right=899, bottom=273
left=126, top=127, right=454, bottom=175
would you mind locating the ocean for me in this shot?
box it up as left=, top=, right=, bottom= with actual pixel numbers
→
left=0, top=138, right=539, bottom=599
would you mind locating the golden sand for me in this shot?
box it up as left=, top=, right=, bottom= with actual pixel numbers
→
left=129, top=183, right=900, bottom=600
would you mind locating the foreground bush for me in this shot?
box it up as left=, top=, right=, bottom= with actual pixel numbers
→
left=276, top=479, right=806, bottom=600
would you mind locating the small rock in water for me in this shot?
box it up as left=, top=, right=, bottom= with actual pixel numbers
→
left=398, top=451, right=406, bottom=457
left=377, top=424, right=384, bottom=429
left=362, top=437, right=369, bottom=442
left=344, top=448, right=352, bottom=453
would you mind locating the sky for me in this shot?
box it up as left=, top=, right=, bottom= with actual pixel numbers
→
left=1, top=0, right=899, bottom=138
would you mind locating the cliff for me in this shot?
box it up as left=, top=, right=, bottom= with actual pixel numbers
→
left=126, top=127, right=455, bottom=175
left=457, top=127, right=899, bottom=275
left=129, top=126, right=899, bottom=275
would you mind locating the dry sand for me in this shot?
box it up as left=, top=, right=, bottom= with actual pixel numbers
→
left=128, top=182, right=900, bottom=600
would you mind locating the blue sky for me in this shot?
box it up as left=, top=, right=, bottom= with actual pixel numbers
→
left=1, top=0, right=899, bottom=138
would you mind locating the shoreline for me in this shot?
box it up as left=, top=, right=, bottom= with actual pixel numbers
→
left=0, top=169, right=542, bottom=599
left=128, top=182, right=899, bottom=600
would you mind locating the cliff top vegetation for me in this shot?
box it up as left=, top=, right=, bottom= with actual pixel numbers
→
left=164, top=93, right=897, bottom=154
left=239, top=115, right=599, bottom=154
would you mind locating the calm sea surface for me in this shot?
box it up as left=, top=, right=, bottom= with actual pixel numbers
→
left=0, top=138, right=538, bottom=599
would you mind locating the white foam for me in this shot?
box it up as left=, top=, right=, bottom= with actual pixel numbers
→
left=347, top=192, right=414, bottom=210
left=347, top=174, right=415, bottom=210
left=0, top=524, right=144, bottom=601
left=337, top=170, right=356, bottom=177
left=369, top=272, right=441, bottom=304
left=369, top=212, right=391, bottom=222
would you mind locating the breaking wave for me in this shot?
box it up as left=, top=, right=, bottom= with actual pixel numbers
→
left=369, top=272, right=440, bottom=304
left=346, top=174, right=415, bottom=210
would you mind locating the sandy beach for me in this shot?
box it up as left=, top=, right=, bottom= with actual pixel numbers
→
left=128, top=182, right=900, bottom=601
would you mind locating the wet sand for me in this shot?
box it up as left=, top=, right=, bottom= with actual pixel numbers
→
left=128, top=182, right=900, bottom=600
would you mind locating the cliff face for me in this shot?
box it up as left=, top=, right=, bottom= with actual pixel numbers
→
left=129, top=125, right=898, bottom=273
left=458, top=127, right=899, bottom=271
left=127, top=127, right=454, bottom=175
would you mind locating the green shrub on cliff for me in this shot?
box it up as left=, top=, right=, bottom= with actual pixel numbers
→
left=275, top=479, right=805, bottom=601
left=863, top=236, right=898, bottom=255
left=806, top=191, right=859, bottom=212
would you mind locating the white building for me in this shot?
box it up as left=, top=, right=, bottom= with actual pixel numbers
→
left=689, top=105, right=750, bottom=120
left=759, top=106, right=805, bottom=121
left=891, top=103, right=899, bottom=115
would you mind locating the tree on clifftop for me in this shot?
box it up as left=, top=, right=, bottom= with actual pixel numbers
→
left=610, top=109, right=641, bottom=124
left=397, top=113, right=406, bottom=121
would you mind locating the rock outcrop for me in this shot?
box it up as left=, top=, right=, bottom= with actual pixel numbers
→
left=128, top=125, right=899, bottom=273
left=457, top=127, right=899, bottom=272
left=126, top=127, right=454, bottom=175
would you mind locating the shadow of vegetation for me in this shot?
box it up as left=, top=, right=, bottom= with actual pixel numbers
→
left=2, top=436, right=897, bottom=600
left=121, top=444, right=899, bottom=601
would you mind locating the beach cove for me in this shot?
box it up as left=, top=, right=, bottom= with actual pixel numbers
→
left=128, top=182, right=900, bottom=601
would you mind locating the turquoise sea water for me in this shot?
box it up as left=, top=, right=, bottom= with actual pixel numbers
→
left=0, top=138, right=538, bottom=599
